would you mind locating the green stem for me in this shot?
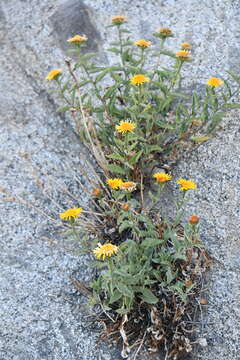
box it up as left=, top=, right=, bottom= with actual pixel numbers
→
left=108, top=258, right=114, bottom=295
left=117, top=26, right=128, bottom=80
left=170, top=60, right=183, bottom=91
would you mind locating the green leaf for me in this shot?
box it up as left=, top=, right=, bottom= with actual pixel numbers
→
left=118, top=220, right=133, bottom=233
left=110, top=72, right=122, bottom=82
left=129, top=150, right=143, bottom=165
left=108, top=47, right=121, bottom=54
left=141, top=238, right=164, bottom=248
left=223, top=103, right=240, bottom=109
left=92, top=106, right=105, bottom=113
left=139, top=287, right=158, bottom=304
left=95, top=69, right=109, bottom=83
left=190, top=136, right=211, bottom=143
left=227, top=71, right=240, bottom=83
left=78, top=80, right=90, bottom=87
left=107, top=153, right=125, bottom=163
left=116, top=308, right=129, bottom=314
left=109, top=290, right=122, bottom=304
left=119, top=29, right=131, bottom=33
left=80, top=52, right=97, bottom=61
left=106, top=164, right=126, bottom=175
left=146, top=145, right=163, bottom=154
left=104, top=85, right=118, bottom=99
left=160, top=49, right=176, bottom=58
left=166, top=268, right=176, bottom=285
left=116, top=283, right=133, bottom=297
left=56, top=105, right=71, bottom=113
left=87, top=66, right=106, bottom=73
left=170, top=92, right=189, bottom=99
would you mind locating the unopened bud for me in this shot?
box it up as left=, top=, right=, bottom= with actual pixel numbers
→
left=121, top=203, right=130, bottom=211
left=92, top=188, right=101, bottom=197
left=188, top=215, right=199, bottom=225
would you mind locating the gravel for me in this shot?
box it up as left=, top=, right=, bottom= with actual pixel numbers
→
left=0, top=0, right=239, bottom=359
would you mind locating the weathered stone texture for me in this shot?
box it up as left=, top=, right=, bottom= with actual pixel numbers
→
left=0, top=0, right=239, bottom=359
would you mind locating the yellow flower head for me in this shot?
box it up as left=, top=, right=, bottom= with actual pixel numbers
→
left=153, top=172, right=172, bottom=184
left=67, top=35, right=88, bottom=43
left=156, top=27, right=173, bottom=37
left=116, top=121, right=136, bottom=134
left=134, top=39, right=152, bottom=48
left=120, top=181, right=137, bottom=192
left=93, top=242, right=119, bottom=260
left=181, top=42, right=191, bottom=49
left=130, top=74, right=150, bottom=85
left=45, top=69, right=62, bottom=81
left=177, top=178, right=197, bottom=191
left=106, top=178, right=123, bottom=190
left=111, top=15, right=127, bottom=25
left=207, top=77, right=224, bottom=87
left=176, top=50, right=191, bottom=60
left=59, top=207, right=83, bottom=221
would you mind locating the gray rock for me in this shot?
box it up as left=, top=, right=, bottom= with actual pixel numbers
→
left=0, top=0, right=239, bottom=359
left=51, top=0, right=101, bottom=56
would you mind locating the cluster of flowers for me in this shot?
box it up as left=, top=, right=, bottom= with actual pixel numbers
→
left=59, top=173, right=197, bottom=261
left=45, top=16, right=224, bottom=88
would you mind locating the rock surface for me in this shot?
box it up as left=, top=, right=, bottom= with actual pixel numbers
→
left=0, top=0, right=239, bottom=359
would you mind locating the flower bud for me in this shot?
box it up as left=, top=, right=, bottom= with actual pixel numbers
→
left=188, top=215, right=199, bottom=225
left=92, top=188, right=101, bottom=197
left=121, top=203, right=130, bottom=211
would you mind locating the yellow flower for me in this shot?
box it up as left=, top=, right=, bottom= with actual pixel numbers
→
left=93, top=242, right=119, bottom=260
left=176, top=50, right=191, bottom=60
left=45, top=69, right=62, bottom=81
left=207, top=77, right=224, bottom=87
left=111, top=15, right=127, bottom=25
left=153, top=172, right=172, bottom=183
left=156, top=27, right=173, bottom=37
left=120, top=181, right=137, bottom=192
left=130, top=74, right=150, bottom=85
left=106, top=178, right=123, bottom=190
left=134, top=39, right=152, bottom=48
left=67, top=34, right=88, bottom=43
left=177, top=178, right=197, bottom=191
left=116, top=121, right=136, bottom=134
left=59, top=207, right=83, bottom=220
left=181, top=42, right=191, bottom=49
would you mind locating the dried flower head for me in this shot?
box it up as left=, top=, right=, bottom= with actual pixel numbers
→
left=130, top=74, right=150, bottom=85
left=92, top=188, right=101, bottom=197
left=93, top=243, right=119, bottom=260
left=106, top=178, right=123, bottom=190
left=67, top=35, right=88, bottom=43
left=134, top=39, right=152, bottom=48
left=59, top=207, right=83, bottom=221
left=177, top=179, right=197, bottom=191
left=121, top=203, right=130, bottom=211
left=120, top=181, right=137, bottom=192
left=188, top=215, right=200, bottom=225
left=153, top=172, right=172, bottom=183
left=176, top=50, right=191, bottom=60
left=116, top=121, right=136, bottom=134
left=45, top=69, right=62, bottom=81
left=111, top=15, right=127, bottom=25
left=191, top=119, right=203, bottom=127
left=181, top=42, right=191, bottom=49
left=155, top=27, right=173, bottom=38
left=207, top=77, right=224, bottom=87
